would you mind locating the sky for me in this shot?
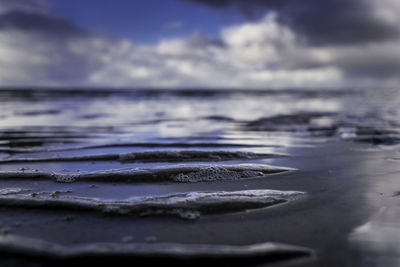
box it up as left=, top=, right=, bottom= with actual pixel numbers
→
left=0, top=0, right=399, bottom=89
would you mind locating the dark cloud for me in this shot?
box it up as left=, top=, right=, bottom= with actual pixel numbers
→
left=334, top=47, right=400, bottom=79
left=0, top=0, right=49, bottom=14
left=0, top=10, right=89, bottom=38
left=184, top=0, right=400, bottom=45
left=0, top=4, right=99, bottom=85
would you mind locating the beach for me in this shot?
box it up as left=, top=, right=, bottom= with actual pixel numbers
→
left=0, top=88, right=399, bottom=266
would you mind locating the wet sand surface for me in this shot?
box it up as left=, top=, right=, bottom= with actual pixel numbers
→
left=0, top=88, right=399, bottom=266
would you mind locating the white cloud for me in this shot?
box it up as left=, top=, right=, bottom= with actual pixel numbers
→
left=0, top=1, right=399, bottom=89
left=371, top=0, right=400, bottom=27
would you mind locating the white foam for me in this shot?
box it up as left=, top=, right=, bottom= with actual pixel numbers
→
left=173, top=166, right=265, bottom=182
left=0, top=164, right=294, bottom=183
left=0, top=188, right=305, bottom=219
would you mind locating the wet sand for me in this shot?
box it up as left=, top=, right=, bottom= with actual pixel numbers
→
left=0, top=88, right=399, bottom=266
left=0, top=142, right=398, bottom=266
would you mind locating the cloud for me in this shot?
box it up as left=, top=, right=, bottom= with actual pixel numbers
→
left=184, top=0, right=400, bottom=45
left=219, top=12, right=400, bottom=86
left=0, top=0, right=49, bottom=15
left=0, top=10, right=89, bottom=38
left=0, top=0, right=399, bottom=88
left=0, top=0, right=100, bottom=85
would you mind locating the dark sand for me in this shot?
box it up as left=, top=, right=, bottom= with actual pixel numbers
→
left=0, top=88, right=399, bottom=266
left=0, top=142, right=398, bottom=266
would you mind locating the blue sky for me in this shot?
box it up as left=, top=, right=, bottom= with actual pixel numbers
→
left=50, top=0, right=247, bottom=43
left=0, top=0, right=399, bottom=89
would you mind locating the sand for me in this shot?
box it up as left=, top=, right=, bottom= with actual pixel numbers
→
left=0, top=88, right=399, bottom=266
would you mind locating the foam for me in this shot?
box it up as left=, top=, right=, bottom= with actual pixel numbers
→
left=0, top=164, right=294, bottom=183
left=173, top=166, right=265, bottom=182
left=0, top=188, right=305, bottom=219
left=0, top=188, right=29, bottom=195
